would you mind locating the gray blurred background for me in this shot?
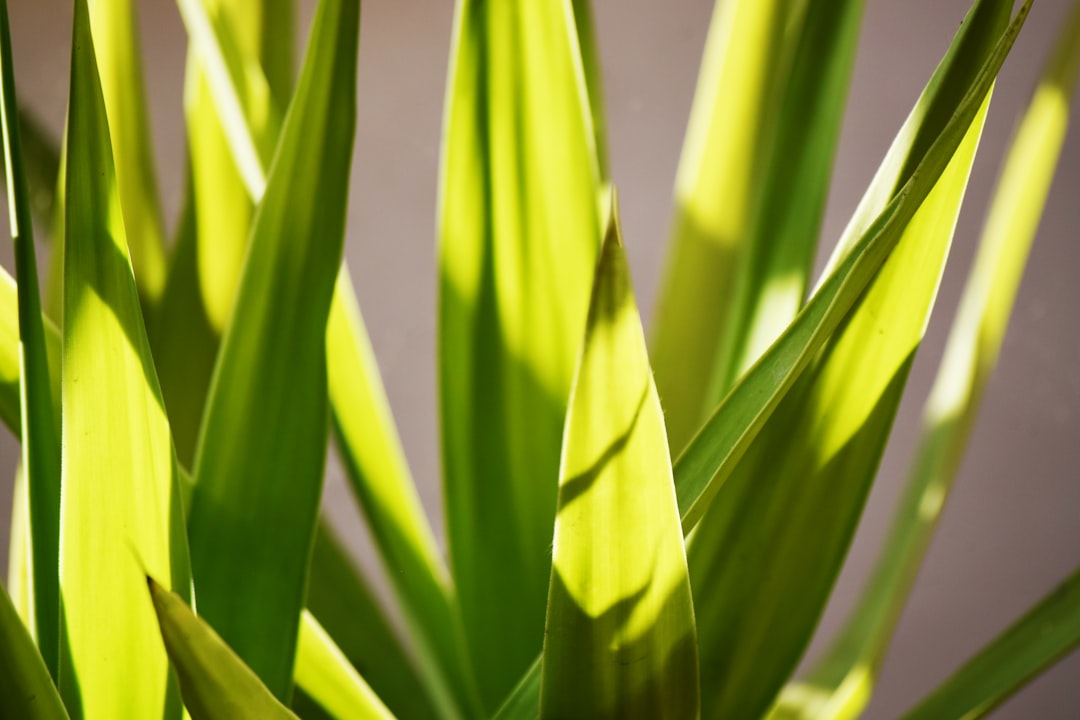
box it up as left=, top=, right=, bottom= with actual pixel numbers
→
left=2, top=0, right=1078, bottom=717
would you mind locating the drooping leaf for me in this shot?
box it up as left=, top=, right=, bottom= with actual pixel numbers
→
left=439, top=0, right=603, bottom=706
left=685, top=2, right=1016, bottom=717
left=294, top=612, right=394, bottom=720
left=0, top=0, right=62, bottom=676
left=84, top=0, right=167, bottom=303
left=540, top=200, right=698, bottom=719
left=59, top=1, right=192, bottom=716
left=305, top=521, right=438, bottom=720
left=650, top=0, right=797, bottom=453
left=147, top=577, right=299, bottom=720
left=185, top=0, right=359, bottom=699
left=0, top=583, right=68, bottom=720
left=901, top=567, right=1080, bottom=720
left=772, top=5, right=1080, bottom=716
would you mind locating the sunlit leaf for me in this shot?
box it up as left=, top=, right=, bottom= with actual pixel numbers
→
left=59, top=1, right=192, bottom=715
left=772, top=5, right=1080, bottom=716
left=84, top=0, right=167, bottom=302
left=147, top=577, right=298, bottom=720
left=439, top=0, right=603, bottom=706
left=294, top=613, right=394, bottom=720
left=540, top=201, right=698, bottom=719
left=185, top=0, right=359, bottom=698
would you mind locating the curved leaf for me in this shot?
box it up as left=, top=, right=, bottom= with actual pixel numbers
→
left=294, top=613, right=393, bottom=720
left=0, top=583, right=68, bottom=720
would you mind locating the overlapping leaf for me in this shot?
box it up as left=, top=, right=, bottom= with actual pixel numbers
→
left=439, top=0, right=603, bottom=706
left=185, top=0, right=359, bottom=699
left=540, top=203, right=698, bottom=719
left=59, top=1, right=191, bottom=716
left=0, top=583, right=68, bottom=720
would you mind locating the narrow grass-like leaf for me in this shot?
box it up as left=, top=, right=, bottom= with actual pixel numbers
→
left=439, top=0, right=602, bottom=706
left=571, top=0, right=608, bottom=176
left=901, top=567, right=1080, bottom=720
left=492, top=8, right=1031, bottom=715
left=650, top=0, right=797, bottom=453
left=772, top=7, right=1080, bottom=717
left=705, top=0, right=865, bottom=400
left=186, top=0, right=358, bottom=698
left=60, top=1, right=192, bottom=715
left=147, top=577, right=299, bottom=720
left=305, top=522, right=438, bottom=720
left=0, top=583, right=68, bottom=720
left=540, top=201, right=698, bottom=719
left=84, top=0, right=167, bottom=302
left=294, top=613, right=394, bottom=720
left=1, top=0, right=62, bottom=676
left=0, top=272, right=60, bottom=439
left=13, top=108, right=59, bottom=229
left=685, top=2, right=1014, bottom=716
left=329, top=269, right=476, bottom=718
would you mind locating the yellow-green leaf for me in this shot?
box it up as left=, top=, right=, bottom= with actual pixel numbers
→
left=0, top=582, right=68, bottom=720
left=59, top=1, right=192, bottom=715
left=84, top=0, right=167, bottom=302
left=772, top=6, right=1080, bottom=717
left=540, top=201, right=698, bottom=719
left=147, top=577, right=298, bottom=720
left=439, top=0, right=603, bottom=706
left=294, top=613, right=393, bottom=720
left=185, top=0, right=359, bottom=698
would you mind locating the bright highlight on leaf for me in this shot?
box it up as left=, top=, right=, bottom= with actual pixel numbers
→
left=541, top=197, right=698, bottom=720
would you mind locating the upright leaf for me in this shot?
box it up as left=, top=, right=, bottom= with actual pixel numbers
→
left=685, top=2, right=1019, bottom=718
left=901, top=567, right=1080, bottom=720
left=294, top=613, right=394, bottom=720
left=186, top=0, right=359, bottom=699
left=0, top=583, right=68, bottom=720
left=541, top=202, right=698, bottom=719
left=1, top=0, right=61, bottom=676
left=84, top=0, right=167, bottom=302
left=650, top=0, right=797, bottom=453
left=439, top=0, right=602, bottom=706
left=59, top=0, right=191, bottom=716
left=773, top=5, right=1080, bottom=716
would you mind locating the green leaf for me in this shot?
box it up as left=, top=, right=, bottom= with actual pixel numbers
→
left=84, top=0, right=167, bottom=303
left=705, top=0, right=865, bottom=401
left=540, top=200, right=698, bottom=719
left=650, top=0, right=797, bottom=453
left=59, top=0, right=192, bottom=716
left=438, top=0, right=603, bottom=706
left=1, top=0, right=62, bottom=676
left=185, top=0, right=359, bottom=699
left=13, top=107, right=59, bottom=230
left=684, top=2, right=1017, bottom=717
left=901, top=567, right=1080, bottom=720
left=0, top=582, right=68, bottom=720
left=772, top=5, right=1080, bottom=717
left=146, top=577, right=299, bottom=720
left=6, top=463, right=30, bottom=622
left=305, top=521, right=438, bottom=720
left=294, top=613, right=394, bottom=720
left=570, top=0, right=608, bottom=177
left=328, top=269, right=477, bottom=718
left=0, top=271, right=60, bottom=444
left=492, top=4, right=1032, bottom=716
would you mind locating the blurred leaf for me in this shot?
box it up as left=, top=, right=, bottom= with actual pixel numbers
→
left=540, top=201, right=698, bottom=719
left=328, top=269, right=476, bottom=718
left=685, top=2, right=1020, bottom=717
left=59, top=1, right=192, bottom=716
left=705, top=0, right=865, bottom=400
left=439, top=0, right=602, bottom=706
left=84, top=0, right=167, bottom=302
left=1, top=0, right=63, bottom=677
left=571, top=0, right=608, bottom=177
left=185, top=0, right=359, bottom=698
left=650, top=0, right=797, bottom=453
left=13, top=108, right=59, bottom=228
left=294, top=613, right=394, bottom=720
left=6, top=464, right=29, bottom=623
left=305, top=521, right=438, bottom=720
left=0, top=272, right=60, bottom=442
left=901, top=567, right=1080, bottom=720
left=0, top=583, right=68, bottom=720
left=772, top=5, right=1080, bottom=717
left=147, top=577, right=299, bottom=720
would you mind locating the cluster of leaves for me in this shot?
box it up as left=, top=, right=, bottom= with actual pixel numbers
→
left=0, top=0, right=1077, bottom=718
